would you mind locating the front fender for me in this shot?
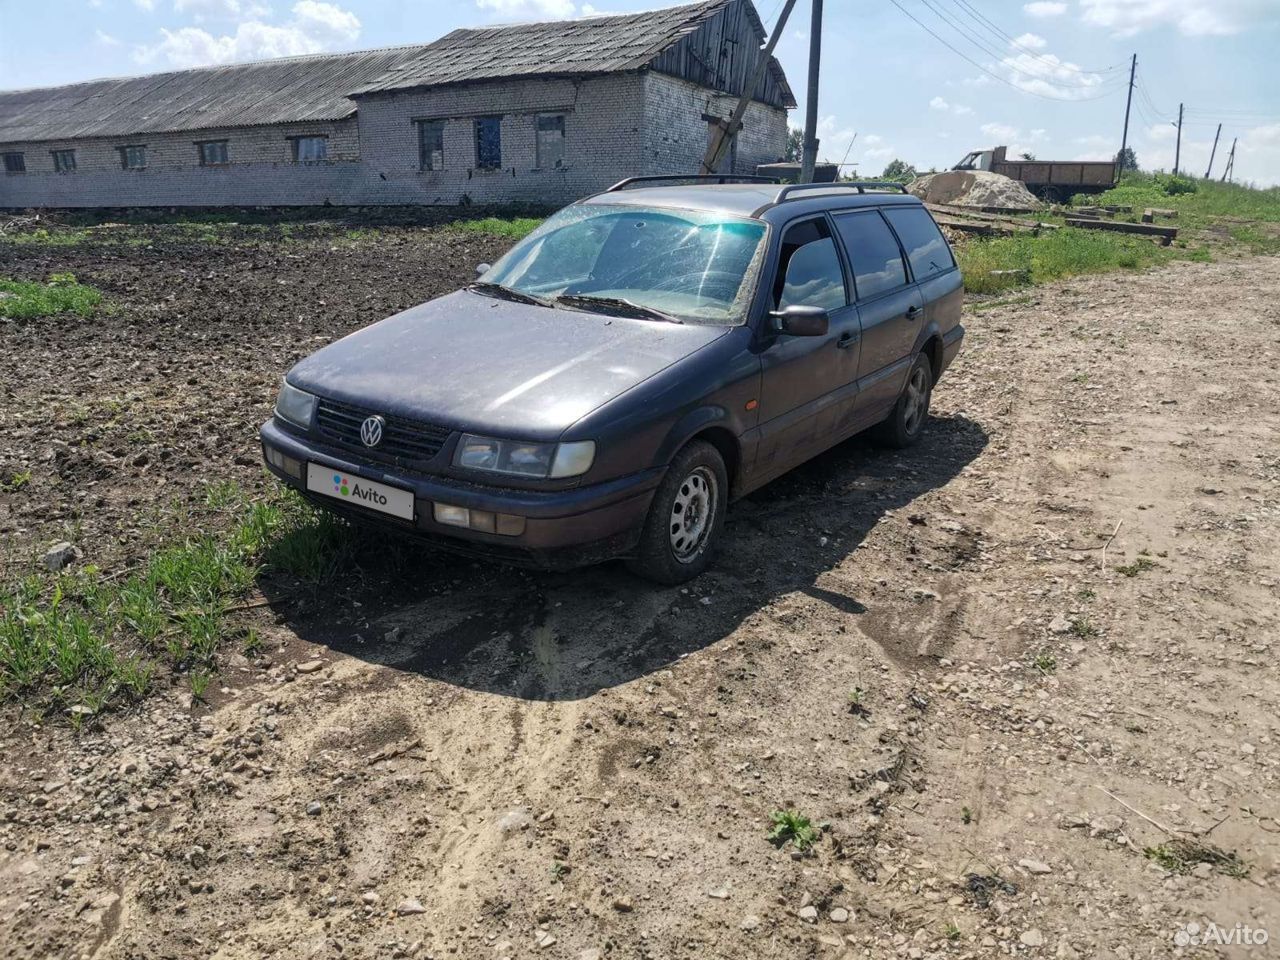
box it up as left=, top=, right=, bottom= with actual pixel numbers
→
left=653, top=405, right=737, bottom=469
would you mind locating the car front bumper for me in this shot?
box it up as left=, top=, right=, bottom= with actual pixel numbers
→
left=260, top=419, right=663, bottom=568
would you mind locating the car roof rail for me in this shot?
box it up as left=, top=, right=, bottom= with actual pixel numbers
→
left=605, top=174, right=780, bottom=192
left=773, top=181, right=911, bottom=203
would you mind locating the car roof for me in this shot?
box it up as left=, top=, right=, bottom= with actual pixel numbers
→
left=580, top=182, right=925, bottom=221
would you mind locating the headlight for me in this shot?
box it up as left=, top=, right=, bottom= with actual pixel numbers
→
left=275, top=381, right=317, bottom=429
left=454, top=435, right=595, bottom=479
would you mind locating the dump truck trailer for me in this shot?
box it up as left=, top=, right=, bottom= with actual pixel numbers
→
left=953, top=146, right=1117, bottom=201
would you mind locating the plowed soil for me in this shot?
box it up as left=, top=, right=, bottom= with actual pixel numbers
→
left=1, top=224, right=1277, bottom=960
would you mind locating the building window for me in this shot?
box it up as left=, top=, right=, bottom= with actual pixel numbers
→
left=416, top=120, right=444, bottom=171
left=474, top=117, right=501, bottom=170
left=118, top=145, right=147, bottom=170
left=197, top=140, right=229, bottom=166
left=2, top=152, right=26, bottom=174
left=535, top=114, right=565, bottom=169
left=290, top=136, right=328, bottom=162
left=51, top=150, right=76, bottom=173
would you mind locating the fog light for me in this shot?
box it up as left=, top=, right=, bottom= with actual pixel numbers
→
left=468, top=509, right=497, bottom=534
left=433, top=503, right=470, bottom=528
left=432, top=503, right=526, bottom=536
left=263, top=444, right=303, bottom=480
left=495, top=513, right=526, bottom=537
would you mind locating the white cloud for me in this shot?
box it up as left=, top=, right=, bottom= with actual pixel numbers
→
left=1029, top=128, right=1048, bottom=142
left=1012, top=31, right=1048, bottom=48
left=134, top=0, right=157, bottom=9
left=1073, top=151, right=1114, bottom=161
left=981, top=122, right=1021, bottom=141
left=135, top=0, right=361, bottom=67
left=929, top=95, right=973, bottom=116
left=1023, top=1, right=1067, bottom=16
left=998, top=50, right=1106, bottom=99
left=95, top=29, right=121, bottom=45
left=475, top=0, right=577, bottom=19
left=1079, top=0, right=1276, bottom=36
left=174, top=0, right=270, bottom=20
left=817, top=114, right=859, bottom=166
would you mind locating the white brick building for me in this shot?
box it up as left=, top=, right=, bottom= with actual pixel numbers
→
left=0, top=0, right=793, bottom=210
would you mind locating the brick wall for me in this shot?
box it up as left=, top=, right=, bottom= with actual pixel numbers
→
left=641, top=72, right=788, bottom=178
left=0, top=120, right=361, bottom=208
left=0, top=70, right=789, bottom=209
left=350, top=73, right=648, bottom=206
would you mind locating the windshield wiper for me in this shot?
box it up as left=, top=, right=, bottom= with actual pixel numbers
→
left=468, top=281, right=551, bottom=307
left=552, top=294, right=684, bottom=324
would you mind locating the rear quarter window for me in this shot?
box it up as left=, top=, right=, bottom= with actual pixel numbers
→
left=883, top=206, right=955, bottom=280
left=833, top=210, right=908, bottom=301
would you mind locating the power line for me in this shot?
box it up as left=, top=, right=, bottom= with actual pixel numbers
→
left=941, top=0, right=1127, bottom=76
left=885, top=0, right=1124, bottom=102
left=915, top=0, right=1126, bottom=88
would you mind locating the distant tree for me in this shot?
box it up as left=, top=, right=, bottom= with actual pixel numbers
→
left=880, top=158, right=917, bottom=182
left=784, top=128, right=804, bottom=162
left=1115, top=146, right=1138, bottom=172
left=1019, top=151, right=1037, bottom=161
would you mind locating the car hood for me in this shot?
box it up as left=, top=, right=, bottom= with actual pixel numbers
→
left=286, top=290, right=731, bottom=439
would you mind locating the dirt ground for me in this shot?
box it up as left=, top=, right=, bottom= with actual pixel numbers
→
left=1, top=224, right=1278, bottom=960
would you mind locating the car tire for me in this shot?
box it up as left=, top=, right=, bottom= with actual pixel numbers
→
left=627, top=440, right=728, bottom=585
left=873, top=353, right=933, bottom=449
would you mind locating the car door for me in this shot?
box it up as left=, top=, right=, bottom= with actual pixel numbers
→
left=832, top=209, right=922, bottom=418
left=882, top=204, right=963, bottom=344
left=754, top=215, right=862, bottom=477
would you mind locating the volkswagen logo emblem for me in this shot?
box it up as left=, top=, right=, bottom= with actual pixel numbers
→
left=360, top=415, right=385, bottom=448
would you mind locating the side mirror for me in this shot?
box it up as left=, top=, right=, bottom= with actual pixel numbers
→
left=770, top=304, right=830, bottom=337
left=475, top=262, right=491, bottom=278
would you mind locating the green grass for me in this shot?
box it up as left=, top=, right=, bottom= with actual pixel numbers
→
left=957, top=226, right=1181, bottom=295
left=767, top=810, right=820, bottom=851
left=452, top=216, right=543, bottom=240
left=0, top=273, right=101, bottom=319
left=0, top=488, right=329, bottom=723
left=1096, top=172, right=1280, bottom=225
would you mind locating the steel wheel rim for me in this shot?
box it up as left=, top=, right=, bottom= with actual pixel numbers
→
left=669, top=466, right=718, bottom=563
left=903, top=367, right=929, bottom=434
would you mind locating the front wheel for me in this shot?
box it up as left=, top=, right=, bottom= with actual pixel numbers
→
left=874, top=353, right=933, bottom=448
left=627, top=440, right=728, bottom=584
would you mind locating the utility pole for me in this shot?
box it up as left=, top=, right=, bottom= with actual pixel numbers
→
left=1221, top=138, right=1237, bottom=182
left=1204, top=123, right=1222, bottom=179
left=800, top=0, right=824, bottom=184
left=1173, top=103, right=1183, bottom=177
left=699, top=0, right=798, bottom=175
left=1118, top=53, right=1136, bottom=173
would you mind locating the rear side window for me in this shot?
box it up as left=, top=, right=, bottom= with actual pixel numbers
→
left=834, top=211, right=908, bottom=301
left=884, top=206, right=954, bottom=279
left=774, top=218, right=847, bottom=312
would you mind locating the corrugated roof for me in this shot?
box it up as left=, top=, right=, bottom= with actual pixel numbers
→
left=353, top=0, right=790, bottom=101
left=0, top=0, right=792, bottom=145
left=0, top=44, right=432, bottom=144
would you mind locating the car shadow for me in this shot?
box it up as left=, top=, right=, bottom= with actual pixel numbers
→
left=258, top=412, right=988, bottom=701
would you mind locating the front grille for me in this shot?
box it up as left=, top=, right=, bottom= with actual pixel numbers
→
left=314, top=398, right=451, bottom=465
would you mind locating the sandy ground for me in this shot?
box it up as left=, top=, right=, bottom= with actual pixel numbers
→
left=1, top=230, right=1278, bottom=960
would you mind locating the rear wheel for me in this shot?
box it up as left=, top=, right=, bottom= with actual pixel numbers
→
left=874, top=353, right=933, bottom=448
left=627, top=440, right=728, bottom=584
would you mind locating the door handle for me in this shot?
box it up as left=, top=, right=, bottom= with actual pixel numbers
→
left=836, top=331, right=859, bottom=349
left=906, top=305, right=923, bottom=320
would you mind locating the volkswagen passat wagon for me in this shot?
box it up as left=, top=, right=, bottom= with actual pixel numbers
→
left=261, top=176, right=964, bottom=583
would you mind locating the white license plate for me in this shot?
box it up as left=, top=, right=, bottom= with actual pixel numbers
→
left=305, top=463, right=415, bottom=521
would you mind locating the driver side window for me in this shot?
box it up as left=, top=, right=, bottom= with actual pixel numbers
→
left=774, top=218, right=847, bottom=312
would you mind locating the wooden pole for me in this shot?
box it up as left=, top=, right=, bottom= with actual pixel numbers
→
left=1117, top=53, right=1136, bottom=176
left=1173, top=103, right=1183, bottom=177
left=800, top=0, right=824, bottom=183
left=1220, top=138, right=1236, bottom=183
left=1204, top=123, right=1222, bottom=179
left=699, top=0, right=799, bottom=174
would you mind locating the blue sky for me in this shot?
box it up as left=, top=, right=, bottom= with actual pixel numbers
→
left=2, top=0, right=1278, bottom=184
